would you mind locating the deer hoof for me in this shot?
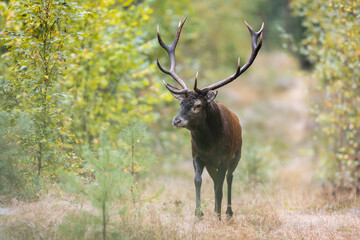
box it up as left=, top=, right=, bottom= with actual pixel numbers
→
left=195, top=210, right=204, bottom=219
left=226, top=208, right=233, bottom=218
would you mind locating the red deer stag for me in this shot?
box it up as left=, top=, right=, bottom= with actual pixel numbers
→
left=157, top=18, right=263, bottom=219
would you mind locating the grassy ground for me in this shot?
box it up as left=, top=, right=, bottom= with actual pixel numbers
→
left=1, top=52, right=359, bottom=239
left=1, top=168, right=359, bottom=239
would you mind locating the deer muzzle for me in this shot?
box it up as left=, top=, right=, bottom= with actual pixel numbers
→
left=172, top=115, right=188, bottom=128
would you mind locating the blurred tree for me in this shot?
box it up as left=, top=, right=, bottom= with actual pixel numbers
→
left=150, top=0, right=259, bottom=83
left=0, top=111, right=28, bottom=195
left=63, top=0, right=165, bottom=147
left=0, top=2, right=8, bottom=56
left=290, top=0, right=360, bottom=191
left=0, top=0, right=83, bottom=176
left=150, top=0, right=305, bottom=78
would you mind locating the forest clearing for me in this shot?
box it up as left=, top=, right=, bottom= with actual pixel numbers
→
left=1, top=163, right=360, bottom=239
left=0, top=0, right=359, bottom=239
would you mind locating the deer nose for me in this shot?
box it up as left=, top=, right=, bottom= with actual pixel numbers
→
left=172, top=115, right=188, bottom=128
left=172, top=117, right=182, bottom=127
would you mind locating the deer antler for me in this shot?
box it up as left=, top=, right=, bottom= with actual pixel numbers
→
left=198, top=21, right=264, bottom=92
left=157, top=18, right=189, bottom=93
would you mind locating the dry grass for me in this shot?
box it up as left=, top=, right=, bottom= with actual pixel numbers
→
left=127, top=162, right=360, bottom=240
left=1, top=166, right=360, bottom=240
left=0, top=191, right=95, bottom=240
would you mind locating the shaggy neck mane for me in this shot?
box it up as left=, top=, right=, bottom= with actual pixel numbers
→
left=191, top=101, right=223, bottom=150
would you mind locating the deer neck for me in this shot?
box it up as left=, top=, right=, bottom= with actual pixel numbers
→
left=190, top=102, right=223, bottom=149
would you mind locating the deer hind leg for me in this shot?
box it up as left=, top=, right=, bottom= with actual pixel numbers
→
left=226, top=149, right=241, bottom=218
left=193, top=157, right=204, bottom=218
left=215, top=165, right=227, bottom=220
left=226, top=173, right=234, bottom=217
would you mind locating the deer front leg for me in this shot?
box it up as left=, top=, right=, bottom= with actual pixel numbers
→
left=193, top=157, right=204, bottom=218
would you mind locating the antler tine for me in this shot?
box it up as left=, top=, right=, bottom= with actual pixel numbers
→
left=245, top=21, right=264, bottom=51
left=156, top=18, right=188, bottom=89
left=194, top=71, right=202, bottom=93
left=162, top=80, right=189, bottom=95
left=205, top=22, right=264, bottom=91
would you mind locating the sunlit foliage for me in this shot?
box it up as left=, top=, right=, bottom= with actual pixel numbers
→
left=0, top=0, right=83, bottom=176
left=63, top=0, right=163, bottom=146
left=0, top=0, right=162, bottom=197
left=291, top=0, right=360, bottom=191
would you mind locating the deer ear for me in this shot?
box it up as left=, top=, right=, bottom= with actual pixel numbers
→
left=206, top=90, right=218, bottom=103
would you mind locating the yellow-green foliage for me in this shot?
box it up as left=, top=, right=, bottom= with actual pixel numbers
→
left=0, top=0, right=83, bottom=177
left=291, top=0, right=360, bottom=190
left=0, top=0, right=164, bottom=180
left=62, top=0, right=164, bottom=146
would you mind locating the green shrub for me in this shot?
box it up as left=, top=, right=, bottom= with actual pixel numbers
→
left=289, top=0, right=360, bottom=191
left=0, top=110, right=42, bottom=200
left=237, top=144, right=275, bottom=186
left=59, top=123, right=156, bottom=240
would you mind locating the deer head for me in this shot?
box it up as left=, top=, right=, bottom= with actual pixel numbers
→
left=157, top=18, right=264, bottom=129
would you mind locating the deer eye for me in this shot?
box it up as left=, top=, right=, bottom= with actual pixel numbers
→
left=192, top=103, right=202, bottom=113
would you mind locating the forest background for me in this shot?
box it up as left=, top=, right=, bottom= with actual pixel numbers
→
left=0, top=0, right=359, bottom=239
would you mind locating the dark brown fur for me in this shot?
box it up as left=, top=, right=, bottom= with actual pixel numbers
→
left=156, top=18, right=263, bottom=219
left=191, top=101, right=242, bottom=169
left=172, top=91, right=242, bottom=219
